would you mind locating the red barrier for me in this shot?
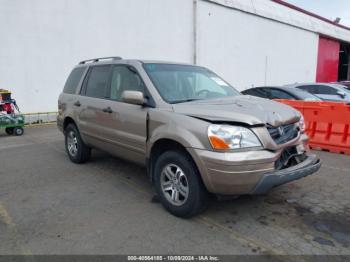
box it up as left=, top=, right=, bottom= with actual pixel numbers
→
left=275, top=100, right=350, bottom=155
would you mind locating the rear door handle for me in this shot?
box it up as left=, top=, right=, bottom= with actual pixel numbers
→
left=102, top=107, right=113, bottom=113
left=74, top=101, right=81, bottom=107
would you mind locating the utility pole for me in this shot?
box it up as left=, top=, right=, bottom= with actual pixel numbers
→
left=193, top=0, right=198, bottom=65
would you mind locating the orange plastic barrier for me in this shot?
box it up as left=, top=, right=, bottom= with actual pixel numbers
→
left=275, top=100, right=350, bottom=155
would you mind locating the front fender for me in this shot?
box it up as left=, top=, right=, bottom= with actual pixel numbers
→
left=148, top=124, right=204, bottom=153
left=147, top=111, right=212, bottom=157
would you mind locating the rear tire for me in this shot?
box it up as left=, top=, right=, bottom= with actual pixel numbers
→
left=13, top=127, right=24, bottom=136
left=5, top=127, right=14, bottom=135
left=65, top=123, right=91, bottom=163
left=154, top=150, right=207, bottom=218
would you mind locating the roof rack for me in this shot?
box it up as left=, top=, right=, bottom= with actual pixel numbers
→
left=79, top=56, right=122, bottom=64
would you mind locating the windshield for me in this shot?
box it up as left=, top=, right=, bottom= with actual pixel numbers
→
left=143, top=63, right=240, bottom=103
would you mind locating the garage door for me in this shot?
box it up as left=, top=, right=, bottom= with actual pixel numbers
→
left=316, top=37, right=340, bottom=82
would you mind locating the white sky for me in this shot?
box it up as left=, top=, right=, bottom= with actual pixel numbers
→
left=285, top=0, right=350, bottom=26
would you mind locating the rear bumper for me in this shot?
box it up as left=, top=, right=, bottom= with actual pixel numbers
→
left=250, top=154, right=321, bottom=194
left=57, top=115, right=64, bottom=132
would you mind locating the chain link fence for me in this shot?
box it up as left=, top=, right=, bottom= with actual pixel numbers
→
left=23, top=112, right=58, bottom=126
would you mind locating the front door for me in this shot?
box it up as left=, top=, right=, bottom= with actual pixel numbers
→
left=98, top=65, right=148, bottom=164
left=77, top=64, right=148, bottom=164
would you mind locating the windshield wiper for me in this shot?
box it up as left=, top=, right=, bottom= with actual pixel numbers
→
left=171, top=98, right=201, bottom=104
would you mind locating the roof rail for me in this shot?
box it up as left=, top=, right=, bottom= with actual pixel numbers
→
left=79, top=56, right=122, bottom=64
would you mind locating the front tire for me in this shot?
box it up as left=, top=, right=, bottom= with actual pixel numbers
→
left=65, top=123, right=91, bottom=163
left=154, top=150, right=207, bottom=218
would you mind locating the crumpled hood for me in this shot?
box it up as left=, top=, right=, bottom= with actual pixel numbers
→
left=172, top=96, right=301, bottom=126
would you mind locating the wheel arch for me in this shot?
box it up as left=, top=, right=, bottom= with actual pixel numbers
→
left=63, top=116, right=77, bottom=132
left=147, top=138, right=202, bottom=185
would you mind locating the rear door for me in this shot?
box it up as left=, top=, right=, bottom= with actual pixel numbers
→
left=77, top=65, right=112, bottom=147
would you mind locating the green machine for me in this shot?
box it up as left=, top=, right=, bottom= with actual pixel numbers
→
left=0, top=89, right=24, bottom=136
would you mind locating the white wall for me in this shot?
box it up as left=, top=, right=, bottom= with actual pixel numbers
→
left=0, top=0, right=322, bottom=112
left=0, top=0, right=193, bottom=112
left=197, top=1, right=319, bottom=90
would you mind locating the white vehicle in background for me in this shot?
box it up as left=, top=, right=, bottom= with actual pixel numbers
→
left=285, top=83, right=350, bottom=103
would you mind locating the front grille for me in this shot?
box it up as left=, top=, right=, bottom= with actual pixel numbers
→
left=267, top=123, right=299, bottom=145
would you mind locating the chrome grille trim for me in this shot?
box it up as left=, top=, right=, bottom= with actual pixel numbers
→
left=267, top=123, right=299, bottom=145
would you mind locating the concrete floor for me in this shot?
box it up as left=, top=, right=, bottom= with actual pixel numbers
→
left=0, top=125, right=349, bottom=255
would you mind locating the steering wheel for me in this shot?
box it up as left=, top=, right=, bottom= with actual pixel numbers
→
left=196, top=89, right=210, bottom=98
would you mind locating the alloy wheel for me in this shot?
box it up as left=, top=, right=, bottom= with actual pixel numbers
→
left=67, top=130, right=78, bottom=157
left=160, top=164, right=189, bottom=206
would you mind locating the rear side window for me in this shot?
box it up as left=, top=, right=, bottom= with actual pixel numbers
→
left=63, top=67, right=86, bottom=94
left=84, top=66, right=111, bottom=99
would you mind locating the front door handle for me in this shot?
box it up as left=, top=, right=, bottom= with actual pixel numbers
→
left=74, top=101, right=81, bottom=107
left=102, top=107, right=113, bottom=113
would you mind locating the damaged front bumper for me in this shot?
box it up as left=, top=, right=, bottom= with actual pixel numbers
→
left=250, top=154, right=321, bottom=194
left=189, top=145, right=321, bottom=195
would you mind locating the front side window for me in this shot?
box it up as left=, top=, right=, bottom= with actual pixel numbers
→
left=143, top=63, right=240, bottom=103
left=110, top=66, right=144, bottom=101
left=84, top=66, right=111, bottom=99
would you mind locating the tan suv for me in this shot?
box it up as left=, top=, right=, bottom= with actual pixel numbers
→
left=58, top=57, right=321, bottom=217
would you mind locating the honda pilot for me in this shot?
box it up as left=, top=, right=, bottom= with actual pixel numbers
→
left=57, top=57, right=321, bottom=217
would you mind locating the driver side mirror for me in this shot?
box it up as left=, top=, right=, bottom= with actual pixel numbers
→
left=337, top=91, right=346, bottom=98
left=121, top=90, right=145, bottom=105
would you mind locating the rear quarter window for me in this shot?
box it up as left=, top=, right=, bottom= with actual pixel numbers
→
left=63, top=67, right=86, bottom=94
